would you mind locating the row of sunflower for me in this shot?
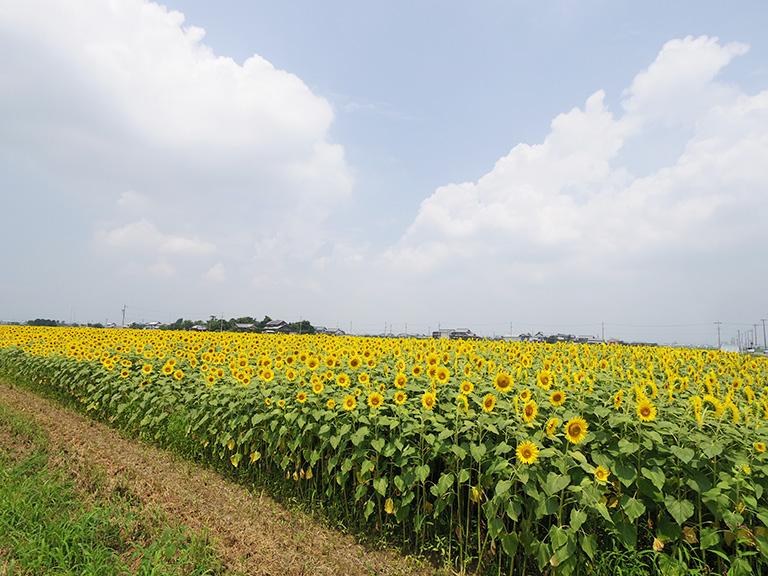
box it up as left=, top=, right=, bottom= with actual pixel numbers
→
left=1, top=325, right=767, bottom=575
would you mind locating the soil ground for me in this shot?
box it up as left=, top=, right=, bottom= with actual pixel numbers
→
left=0, top=379, right=447, bottom=576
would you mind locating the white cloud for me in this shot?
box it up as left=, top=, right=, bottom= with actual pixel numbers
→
left=204, top=262, right=226, bottom=282
left=0, top=0, right=352, bottom=260
left=100, top=219, right=216, bottom=255
left=379, top=36, right=768, bottom=327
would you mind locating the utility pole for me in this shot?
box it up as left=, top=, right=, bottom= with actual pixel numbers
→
left=754, top=324, right=759, bottom=348
left=762, top=318, right=767, bottom=349
left=715, top=321, right=722, bottom=349
left=601, top=322, right=605, bottom=342
left=121, top=305, right=126, bottom=328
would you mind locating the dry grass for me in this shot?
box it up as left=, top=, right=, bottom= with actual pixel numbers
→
left=0, top=380, right=446, bottom=576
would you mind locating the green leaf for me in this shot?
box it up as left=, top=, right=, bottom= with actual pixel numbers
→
left=664, top=496, right=694, bottom=525
left=488, top=516, right=505, bottom=539
left=570, top=508, right=587, bottom=532
left=494, top=441, right=513, bottom=456
left=435, top=472, right=454, bottom=497
left=501, top=533, right=519, bottom=557
left=615, top=520, right=637, bottom=549
left=470, top=442, right=487, bottom=463
left=371, top=437, right=385, bottom=453
left=700, top=526, right=720, bottom=549
left=543, top=472, right=571, bottom=496
left=670, top=445, right=695, bottom=464
left=727, top=557, right=754, bottom=576
left=580, top=533, right=597, bottom=561
left=363, top=498, right=375, bottom=520
left=613, top=462, right=637, bottom=487
left=593, top=502, right=613, bottom=524
left=496, top=479, right=513, bottom=498
left=618, top=438, right=639, bottom=454
left=450, top=444, right=467, bottom=460
left=641, top=466, right=666, bottom=491
left=373, top=476, right=388, bottom=496
left=701, top=440, right=723, bottom=458
left=621, top=496, right=646, bottom=522
left=415, top=464, right=430, bottom=483
left=350, top=426, right=369, bottom=446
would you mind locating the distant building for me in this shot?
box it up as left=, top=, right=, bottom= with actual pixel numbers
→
left=263, top=319, right=289, bottom=333
left=432, top=329, right=453, bottom=339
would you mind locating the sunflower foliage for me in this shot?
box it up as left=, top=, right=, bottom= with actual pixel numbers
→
left=1, top=326, right=767, bottom=575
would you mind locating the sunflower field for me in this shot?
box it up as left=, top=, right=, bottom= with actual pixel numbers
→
left=1, top=325, right=767, bottom=575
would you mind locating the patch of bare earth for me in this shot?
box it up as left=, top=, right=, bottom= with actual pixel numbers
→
left=0, top=380, right=446, bottom=576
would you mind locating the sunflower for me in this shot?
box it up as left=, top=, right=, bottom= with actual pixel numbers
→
left=336, top=373, right=351, bottom=387
left=349, top=356, right=362, bottom=370
left=394, top=390, right=407, bottom=405
left=354, top=388, right=362, bottom=397
left=692, top=396, right=703, bottom=422
left=493, top=372, right=513, bottom=393
left=142, top=364, right=152, bottom=375
left=261, top=368, right=275, bottom=382
left=265, top=397, right=272, bottom=406
left=162, top=364, right=173, bottom=375
left=296, top=391, right=308, bottom=403
left=286, top=368, right=297, bottom=381
left=564, top=417, right=588, bottom=445
left=173, top=369, right=184, bottom=380
left=460, top=380, right=474, bottom=395
left=755, top=442, right=766, bottom=453
left=327, top=399, right=337, bottom=410
left=312, top=380, right=324, bottom=394
left=456, top=394, right=469, bottom=412
left=368, top=391, right=384, bottom=409
left=435, top=366, right=451, bottom=384
left=120, top=369, right=130, bottom=378
left=637, top=400, right=657, bottom=422
left=594, top=466, right=610, bottom=483
left=519, top=388, right=531, bottom=402
left=394, top=373, right=407, bottom=388
left=411, top=364, right=424, bottom=377
left=384, top=498, right=395, bottom=515
left=516, top=440, right=539, bottom=465
left=422, top=391, right=437, bottom=410
left=537, top=370, right=553, bottom=390
left=343, top=395, right=356, bottom=411
left=546, top=417, right=560, bottom=437
left=522, top=400, right=538, bottom=423
left=549, top=390, right=566, bottom=407
left=277, top=400, right=285, bottom=408
left=482, top=393, right=496, bottom=413
left=613, top=390, right=623, bottom=410
left=358, top=372, right=370, bottom=385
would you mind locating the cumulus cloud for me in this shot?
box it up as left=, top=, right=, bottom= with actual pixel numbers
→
left=100, top=219, right=216, bottom=255
left=0, top=0, right=352, bottom=259
left=379, top=36, right=768, bottom=325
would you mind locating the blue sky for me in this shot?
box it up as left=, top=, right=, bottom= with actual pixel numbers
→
left=2, top=0, right=767, bottom=346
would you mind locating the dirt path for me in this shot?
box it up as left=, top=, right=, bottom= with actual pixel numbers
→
left=0, top=380, right=444, bottom=576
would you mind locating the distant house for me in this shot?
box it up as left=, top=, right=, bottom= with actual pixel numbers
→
left=315, top=326, right=345, bottom=336
left=234, top=323, right=256, bottom=331
left=263, top=319, right=289, bottom=334
left=450, top=329, right=479, bottom=340
left=190, top=324, right=207, bottom=331
left=432, top=329, right=453, bottom=339
left=144, top=321, right=163, bottom=330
